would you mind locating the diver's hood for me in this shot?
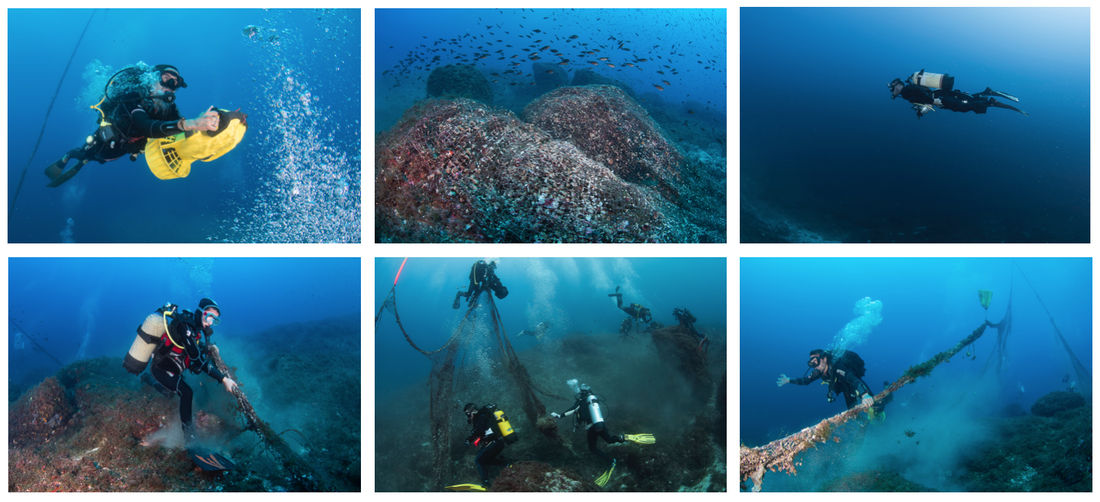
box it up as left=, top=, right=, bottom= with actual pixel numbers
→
left=889, top=78, right=905, bottom=99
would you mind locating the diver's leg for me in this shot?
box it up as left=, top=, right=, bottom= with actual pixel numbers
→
left=987, top=97, right=1028, bottom=116
left=597, top=427, right=625, bottom=445
left=588, top=427, right=616, bottom=462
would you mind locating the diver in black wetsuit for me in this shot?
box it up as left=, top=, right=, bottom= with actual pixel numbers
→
left=44, top=64, right=221, bottom=187
left=673, top=307, right=709, bottom=354
left=453, top=259, right=509, bottom=309
left=608, top=286, right=652, bottom=332
left=888, top=69, right=1028, bottom=119
left=145, top=298, right=238, bottom=443
left=777, top=349, right=891, bottom=416
left=463, top=403, right=511, bottom=487
left=549, top=383, right=625, bottom=464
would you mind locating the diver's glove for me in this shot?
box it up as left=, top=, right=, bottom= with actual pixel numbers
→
left=550, top=412, right=561, bottom=419
left=861, top=394, right=875, bottom=408
left=464, top=439, right=471, bottom=446
left=777, top=374, right=790, bottom=387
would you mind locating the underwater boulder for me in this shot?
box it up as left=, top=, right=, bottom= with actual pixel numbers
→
left=375, top=98, right=672, bottom=243
left=532, top=62, right=568, bottom=95
left=522, top=85, right=683, bottom=193
left=489, top=461, right=601, bottom=492
left=8, top=376, right=74, bottom=446
left=1030, top=390, right=1086, bottom=417
left=570, top=69, right=637, bottom=99
left=426, top=64, right=494, bottom=105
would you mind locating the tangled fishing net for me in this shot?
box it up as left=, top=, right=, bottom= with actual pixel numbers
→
left=376, top=281, right=563, bottom=490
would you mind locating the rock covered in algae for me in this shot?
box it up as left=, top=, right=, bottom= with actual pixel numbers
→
left=375, top=98, right=671, bottom=242
left=522, top=85, right=683, bottom=189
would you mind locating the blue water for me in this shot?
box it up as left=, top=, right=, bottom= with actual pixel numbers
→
left=741, top=8, right=1089, bottom=243
left=740, top=258, right=1092, bottom=449
left=374, top=257, right=727, bottom=395
left=375, top=8, right=726, bottom=134
left=8, top=9, right=361, bottom=243
left=8, top=257, right=361, bottom=388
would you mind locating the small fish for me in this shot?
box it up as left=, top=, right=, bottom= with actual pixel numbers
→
left=598, top=57, right=609, bottom=61
left=606, top=63, right=615, bottom=67
left=688, top=110, right=694, bottom=114
left=662, top=80, right=671, bottom=86
left=624, top=63, right=635, bottom=67
left=654, top=84, right=665, bottom=91
left=545, top=70, right=554, bottom=74
left=569, top=35, right=579, bottom=39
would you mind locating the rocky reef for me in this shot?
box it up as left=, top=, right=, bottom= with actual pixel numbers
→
left=426, top=64, right=493, bottom=105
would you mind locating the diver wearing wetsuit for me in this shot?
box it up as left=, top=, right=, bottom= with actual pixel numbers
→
left=44, top=64, right=220, bottom=187
left=550, top=386, right=625, bottom=463
left=148, top=299, right=237, bottom=441
left=608, top=286, right=652, bottom=332
left=888, top=70, right=1028, bottom=119
left=778, top=349, right=891, bottom=415
left=463, top=403, right=510, bottom=486
left=453, top=260, right=509, bottom=309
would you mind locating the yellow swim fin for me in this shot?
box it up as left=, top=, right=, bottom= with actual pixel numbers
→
left=623, top=433, right=655, bottom=445
left=145, top=108, right=248, bottom=180
left=445, top=484, right=486, bottom=492
left=595, top=459, right=616, bottom=487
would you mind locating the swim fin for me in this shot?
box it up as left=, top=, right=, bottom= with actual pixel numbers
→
left=623, top=433, right=655, bottom=445
left=187, top=448, right=236, bottom=471
left=595, top=459, right=616, bottom=487
left=44, top=155, right=86, bottom=188
left=445, top=484, right=486, bottom=492
left=983, top=87, right=1020, bottom=103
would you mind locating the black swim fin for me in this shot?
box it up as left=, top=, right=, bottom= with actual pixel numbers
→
left=188, top=448, right=236, bottom=471
left=45, top=156, right=86, bottom=188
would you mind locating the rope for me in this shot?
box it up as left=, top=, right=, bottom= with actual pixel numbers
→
left=9, top=10, right=96, bottom=224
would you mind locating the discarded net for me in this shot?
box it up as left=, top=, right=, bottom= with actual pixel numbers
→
left=740, top=322, right=989, bottom=492
left=375, top=261, right=564, bottom=490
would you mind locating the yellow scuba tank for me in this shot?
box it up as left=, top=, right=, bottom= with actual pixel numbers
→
left=123, top=306, right=174, bottom=374
left=909, top=69, right=954, bottom=91
left=492, top=409, right=518, bottom=445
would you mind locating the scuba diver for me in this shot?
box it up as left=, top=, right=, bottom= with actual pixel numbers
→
left=618, top=318, right=634, bottom=337
left=608, top=286, right=652, bottom=333
left=516, top=321, right=551, bottom=340
left=549, top=379, right=654, bottom=487
left=455, top=402, right=517, bottom=491
left=888, top=69, right=1028, bottom=119
left=777, top=349, right=891, bottom=421
left=43, top=63, right=242, bottom=187
left=453, top=259, right=509, bottom=309
left=124, top=298, right=237, bottom=443
left=673, top=307, right=709, bottom=354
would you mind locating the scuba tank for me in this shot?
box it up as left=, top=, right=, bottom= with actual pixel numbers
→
left=490, top=409, right=519, bottom=445
left=123, top=303, right=176, bottom=374
left=586, top=394, right=605, bottom=424
left=909, top=69, right=954, bottom=91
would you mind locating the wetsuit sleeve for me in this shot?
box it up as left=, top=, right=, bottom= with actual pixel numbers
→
left=130, top=107, right=185, bottom=138
left=561, top=400, right=582, bottom=417
left=843, top=372, right=872, bottom=398
left=789, top=369, right=821, bottom=386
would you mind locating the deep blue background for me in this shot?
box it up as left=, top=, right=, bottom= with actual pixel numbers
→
left=9, top=9, right=361, bottom=243
left=376, top=8, right=726, bottom=132
left=740, top=257, right=1092, bottom=446
left=741, top=8, right=1089, bottom=242
left=8, top=257, right=361, bottom=388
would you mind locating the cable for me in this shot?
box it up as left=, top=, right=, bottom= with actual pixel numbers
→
left=9, top=10, right=97, bottom=224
